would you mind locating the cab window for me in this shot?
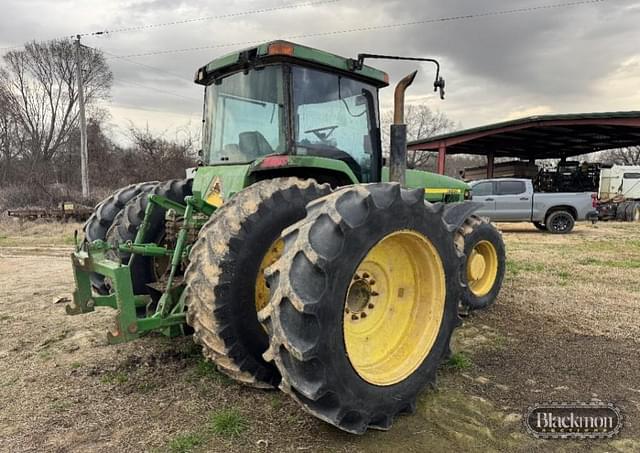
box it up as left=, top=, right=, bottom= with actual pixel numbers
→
left=497, top=180, right=526, bottom=195
left=472, top=182, right=493, bottom=196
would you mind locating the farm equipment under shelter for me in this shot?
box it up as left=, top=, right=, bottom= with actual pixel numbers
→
left=66, top=41, right=506, bottom=434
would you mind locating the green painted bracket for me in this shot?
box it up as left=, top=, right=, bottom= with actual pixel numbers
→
left=67, top=247, right=186, bottom=344
left=66, top=192, right=217, bottom=344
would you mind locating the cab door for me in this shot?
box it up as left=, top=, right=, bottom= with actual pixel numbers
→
left=470, top=181, right=496, bottom=218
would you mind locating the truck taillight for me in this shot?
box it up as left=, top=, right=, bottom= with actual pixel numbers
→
left=591, top=193, right=598, bottom=208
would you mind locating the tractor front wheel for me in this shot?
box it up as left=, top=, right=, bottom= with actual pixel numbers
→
left=259, top=183, right=463, bottom=434
left=458, top=216, right=506, bottom=310
left=184, top=178, right=331, bottom=388
left=84, top=181, right=158, bottom=293
left=106, top=179, right=192, bottom=295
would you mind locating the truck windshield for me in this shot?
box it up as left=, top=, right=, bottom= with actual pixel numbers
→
left=203, top=65, right=285, bottom=164
left=292, top=66, right=378, bottom=182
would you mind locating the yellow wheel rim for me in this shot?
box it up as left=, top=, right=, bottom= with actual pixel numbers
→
left=343, top=230, right=446, bottom=386
left=255, top=238, right=284, bottom=311
left=466, top=240, right=498, bottom=297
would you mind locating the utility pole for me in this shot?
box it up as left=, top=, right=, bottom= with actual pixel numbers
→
left=74, top=34, right=89, bottom=198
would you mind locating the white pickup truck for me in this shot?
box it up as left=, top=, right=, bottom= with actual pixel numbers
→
left=469, top=178, right=598, bottom=234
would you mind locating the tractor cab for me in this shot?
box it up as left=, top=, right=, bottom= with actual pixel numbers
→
left=195, top=41, right=388, bottom=183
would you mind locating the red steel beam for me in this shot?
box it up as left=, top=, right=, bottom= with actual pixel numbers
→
left=437, top=143, right=446, bottom=174
left=409, top=117, right=640, bottom=151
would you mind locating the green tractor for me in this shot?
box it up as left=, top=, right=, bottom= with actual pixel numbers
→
left=68, top=41, right=506, bottom=434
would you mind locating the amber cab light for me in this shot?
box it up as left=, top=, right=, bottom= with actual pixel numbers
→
left=268, top=42, right=294, bottom=56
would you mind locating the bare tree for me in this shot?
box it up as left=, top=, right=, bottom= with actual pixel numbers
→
left=601, top=146, right=640, bottom=166
left=0, top=39, right=112, bottom=181
left=381, top=104, right=455, bottom=169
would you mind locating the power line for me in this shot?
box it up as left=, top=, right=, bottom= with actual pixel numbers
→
left=81, top=0, right=340, bottom=37
left=0, top=0, right=340, bottom=51
left=115, top=78, right=201, bottom=102
left=97, top=47, right=193, bottom=82
left=113, top=0, right=607, bottom=59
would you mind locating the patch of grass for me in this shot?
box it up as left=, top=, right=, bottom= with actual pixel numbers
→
left=577, top=257, right=640, bottom=269
left=446, top=352, right=472, bottom=370
left=70, top=361, right=82, bottom=369
left=555, top=270, right=571, bottom=287
left=269, top=393, right=284, bottom=410
left=506, top=260, right=546, bottom=276
left=167, top=432, right=205, bottom=453
left=137, top=382, right=156, bottom=393
left=491, top=333, right=508, bottom=350
left=209, top=409, right=249, bottom=438
left=179, top=341, right=203, bottom=359
left=38, top=350, right=54, bottom=361
left=49, top=399, right=73, bottom=413
left=193, top=358, right=233, bottom=385
left=0, top=314, right=12, bottom=321
left=63, top=234, right=76, bottom=245
left=100, top=371, right=129, bottom=385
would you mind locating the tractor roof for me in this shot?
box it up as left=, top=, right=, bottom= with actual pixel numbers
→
left=195, top=40, right=389, bottom=88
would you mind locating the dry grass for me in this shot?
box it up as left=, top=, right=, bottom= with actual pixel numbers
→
left=0, top=219, right=638, bottom=452
left=499, top=222, right=640, bottom=341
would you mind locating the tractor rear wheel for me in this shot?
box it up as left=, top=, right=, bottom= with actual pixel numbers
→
left=84, top=181, right=157, bottom=293
left=106, top=179, right=192, bottom=295
left=259, top=183, right=463, bottom=434
left=184, top=178, right=331, bottom=388
left=458, top=216, right=506, bottom=310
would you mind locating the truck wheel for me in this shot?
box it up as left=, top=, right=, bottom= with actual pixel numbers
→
left=184, top=178, right=331, bottom=388
left=106, top=179, right=192, bottom=295
left=632, top=202, right=640, bottom=222
left=458, top=216, right=506, bottom=310
left=532, top=221, right=546, bottom=231
left=624, top=202, right=636, bottom=221
left=616, top=202, right=628, bottom=221
left=546, top=210, right=575, bottom=234
left=259, top=184, right=463, bottom=434
left=84, top=181, right=157, bottom=293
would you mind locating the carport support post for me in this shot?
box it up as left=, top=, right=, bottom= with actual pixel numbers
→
left=437, top=143, right=446, bottom=174
left=487, top=152, right=495, bottom=178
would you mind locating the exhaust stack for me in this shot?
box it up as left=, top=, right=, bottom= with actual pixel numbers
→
left=389, top=71, right=418, bottom=186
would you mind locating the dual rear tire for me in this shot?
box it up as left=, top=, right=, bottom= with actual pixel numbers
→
left=184, top=180, right=466, bottom=433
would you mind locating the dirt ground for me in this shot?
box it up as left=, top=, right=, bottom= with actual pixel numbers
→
left=0, top=218, right=639, bottom=452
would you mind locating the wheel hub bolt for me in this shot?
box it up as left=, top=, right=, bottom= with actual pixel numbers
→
left=368, top=303, right=374, bottom=309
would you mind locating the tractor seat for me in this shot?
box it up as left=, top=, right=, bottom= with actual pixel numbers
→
left=239, top=131, right=273, bottom=160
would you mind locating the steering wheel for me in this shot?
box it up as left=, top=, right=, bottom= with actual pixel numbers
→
left=304, top=125, right=338, bottom=142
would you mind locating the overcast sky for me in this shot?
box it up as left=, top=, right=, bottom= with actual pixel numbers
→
left=1, top=0, right=639, bottom=144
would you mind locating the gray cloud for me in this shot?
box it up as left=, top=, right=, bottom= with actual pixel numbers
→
left=1, top=0, right=638, bottom=136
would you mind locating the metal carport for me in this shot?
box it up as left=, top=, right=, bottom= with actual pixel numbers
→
left=407, top=111, right=640, bottom=176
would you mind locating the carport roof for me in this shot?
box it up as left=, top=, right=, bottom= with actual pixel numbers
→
left=407, top=111, right=640, bottom=159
